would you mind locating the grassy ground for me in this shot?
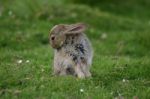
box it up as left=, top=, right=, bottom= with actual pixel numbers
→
left=0, top=0, right=150, bottom=98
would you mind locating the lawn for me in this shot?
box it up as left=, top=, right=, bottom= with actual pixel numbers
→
left=0, top=0, right=150, bottom=98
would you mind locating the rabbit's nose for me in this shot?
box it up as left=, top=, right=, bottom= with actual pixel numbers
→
left=51, top=36, right=55, bottom=40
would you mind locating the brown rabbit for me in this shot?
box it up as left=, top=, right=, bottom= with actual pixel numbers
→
left=49, top=23, right=93, bottom=78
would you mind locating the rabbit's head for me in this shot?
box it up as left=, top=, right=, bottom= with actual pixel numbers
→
left=49, top=23, right=86, bottom=49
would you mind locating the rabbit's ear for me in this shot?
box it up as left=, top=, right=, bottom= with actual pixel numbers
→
left=50, top=24, right=66, bottom=33
left=63, top=23, right=86, bottom=34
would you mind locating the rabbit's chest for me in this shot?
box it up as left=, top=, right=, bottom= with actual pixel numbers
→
left=54, top=51, right=74, bottom=68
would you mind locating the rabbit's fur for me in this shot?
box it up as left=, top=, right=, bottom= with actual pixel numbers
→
left=49, top=23, right=93, bottom=78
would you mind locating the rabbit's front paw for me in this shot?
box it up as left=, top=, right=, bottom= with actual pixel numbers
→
left=77, top=72, right=85, bottom=78
left=75, top=65, right=85, bottom=78
left=85, top=72, right=91, bottom=78
left=53, top=69, right=61, bottom=76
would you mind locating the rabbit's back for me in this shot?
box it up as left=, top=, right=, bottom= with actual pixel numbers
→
left=60, top=33, right=93, bottom=66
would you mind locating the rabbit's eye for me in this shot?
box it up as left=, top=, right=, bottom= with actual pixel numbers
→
left=51, top=36, right=55, bottom=40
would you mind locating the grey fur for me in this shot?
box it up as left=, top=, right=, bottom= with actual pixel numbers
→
left=49, top=23, right=93, bottom=78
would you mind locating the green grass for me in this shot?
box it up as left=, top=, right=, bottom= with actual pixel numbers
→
left=0, top=0, right=150, bottom=98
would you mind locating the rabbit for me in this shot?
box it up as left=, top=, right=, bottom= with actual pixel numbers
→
left=49, top=23, right=93, bottom=78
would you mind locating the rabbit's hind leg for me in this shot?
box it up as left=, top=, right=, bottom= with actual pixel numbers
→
left=74, top=64, right=85, bottom=78
left=81, top=65, right=91, bottom=78
left=81, top=58, right=91, bottom=77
